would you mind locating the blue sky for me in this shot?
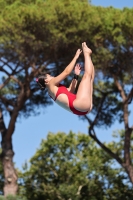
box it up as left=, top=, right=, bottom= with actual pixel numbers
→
left=1, top=0, right=133, bottom=170
left=91, top=0, right=133, bottom=8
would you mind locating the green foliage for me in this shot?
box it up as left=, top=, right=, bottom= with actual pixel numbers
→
left=18, top=132, right=132, bottom=200
left=0, top=195, right=27, bottom=200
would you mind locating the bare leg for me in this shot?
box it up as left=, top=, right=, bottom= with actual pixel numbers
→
left=73, top=42, right=95, bottom=112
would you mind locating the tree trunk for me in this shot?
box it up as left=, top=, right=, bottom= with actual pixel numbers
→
left=0, top=110, right=18, bottom=196
left=2, top=147, right=18, bottom=196
left=124, top=164, right=133, bottom=185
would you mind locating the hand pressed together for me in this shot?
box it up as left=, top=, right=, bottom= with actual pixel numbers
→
left=74, top=63, right=82, bottom=75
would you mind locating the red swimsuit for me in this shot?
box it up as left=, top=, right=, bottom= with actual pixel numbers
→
left=51, top=84, right=89, bottom=116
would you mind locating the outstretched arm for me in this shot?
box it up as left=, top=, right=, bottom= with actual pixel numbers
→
left=51, top=49, right=82, bottom=85
left=67, top=63, right=81, bottom=93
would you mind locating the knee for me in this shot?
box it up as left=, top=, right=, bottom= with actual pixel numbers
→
left=83, top=73, right=91, bottom=80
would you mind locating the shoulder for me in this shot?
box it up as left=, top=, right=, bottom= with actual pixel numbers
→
left=47, top=84, right=58, bottom=99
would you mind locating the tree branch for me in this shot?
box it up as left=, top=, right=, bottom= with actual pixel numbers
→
left=0, top=59, right=13, bottom=72
left=10, top=76, right=24, bottom=89
left=0, top=77, right=10, bottom=90
left=0, top=67, right=10, bottom=76
left=0, top=109, right=7, bottom=160
left=0, top=95, right=15, bottom=108
left=85, top=90, right=124, bottom=167
left=125, top=87, right=133, bottom=104
left=0, top=109, right=7, bottom=135
left=113, top=76, right=132, bottom=166
left=113, top=76, right=126, bottom=102
left=89, top=128, right=123, bottom=166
